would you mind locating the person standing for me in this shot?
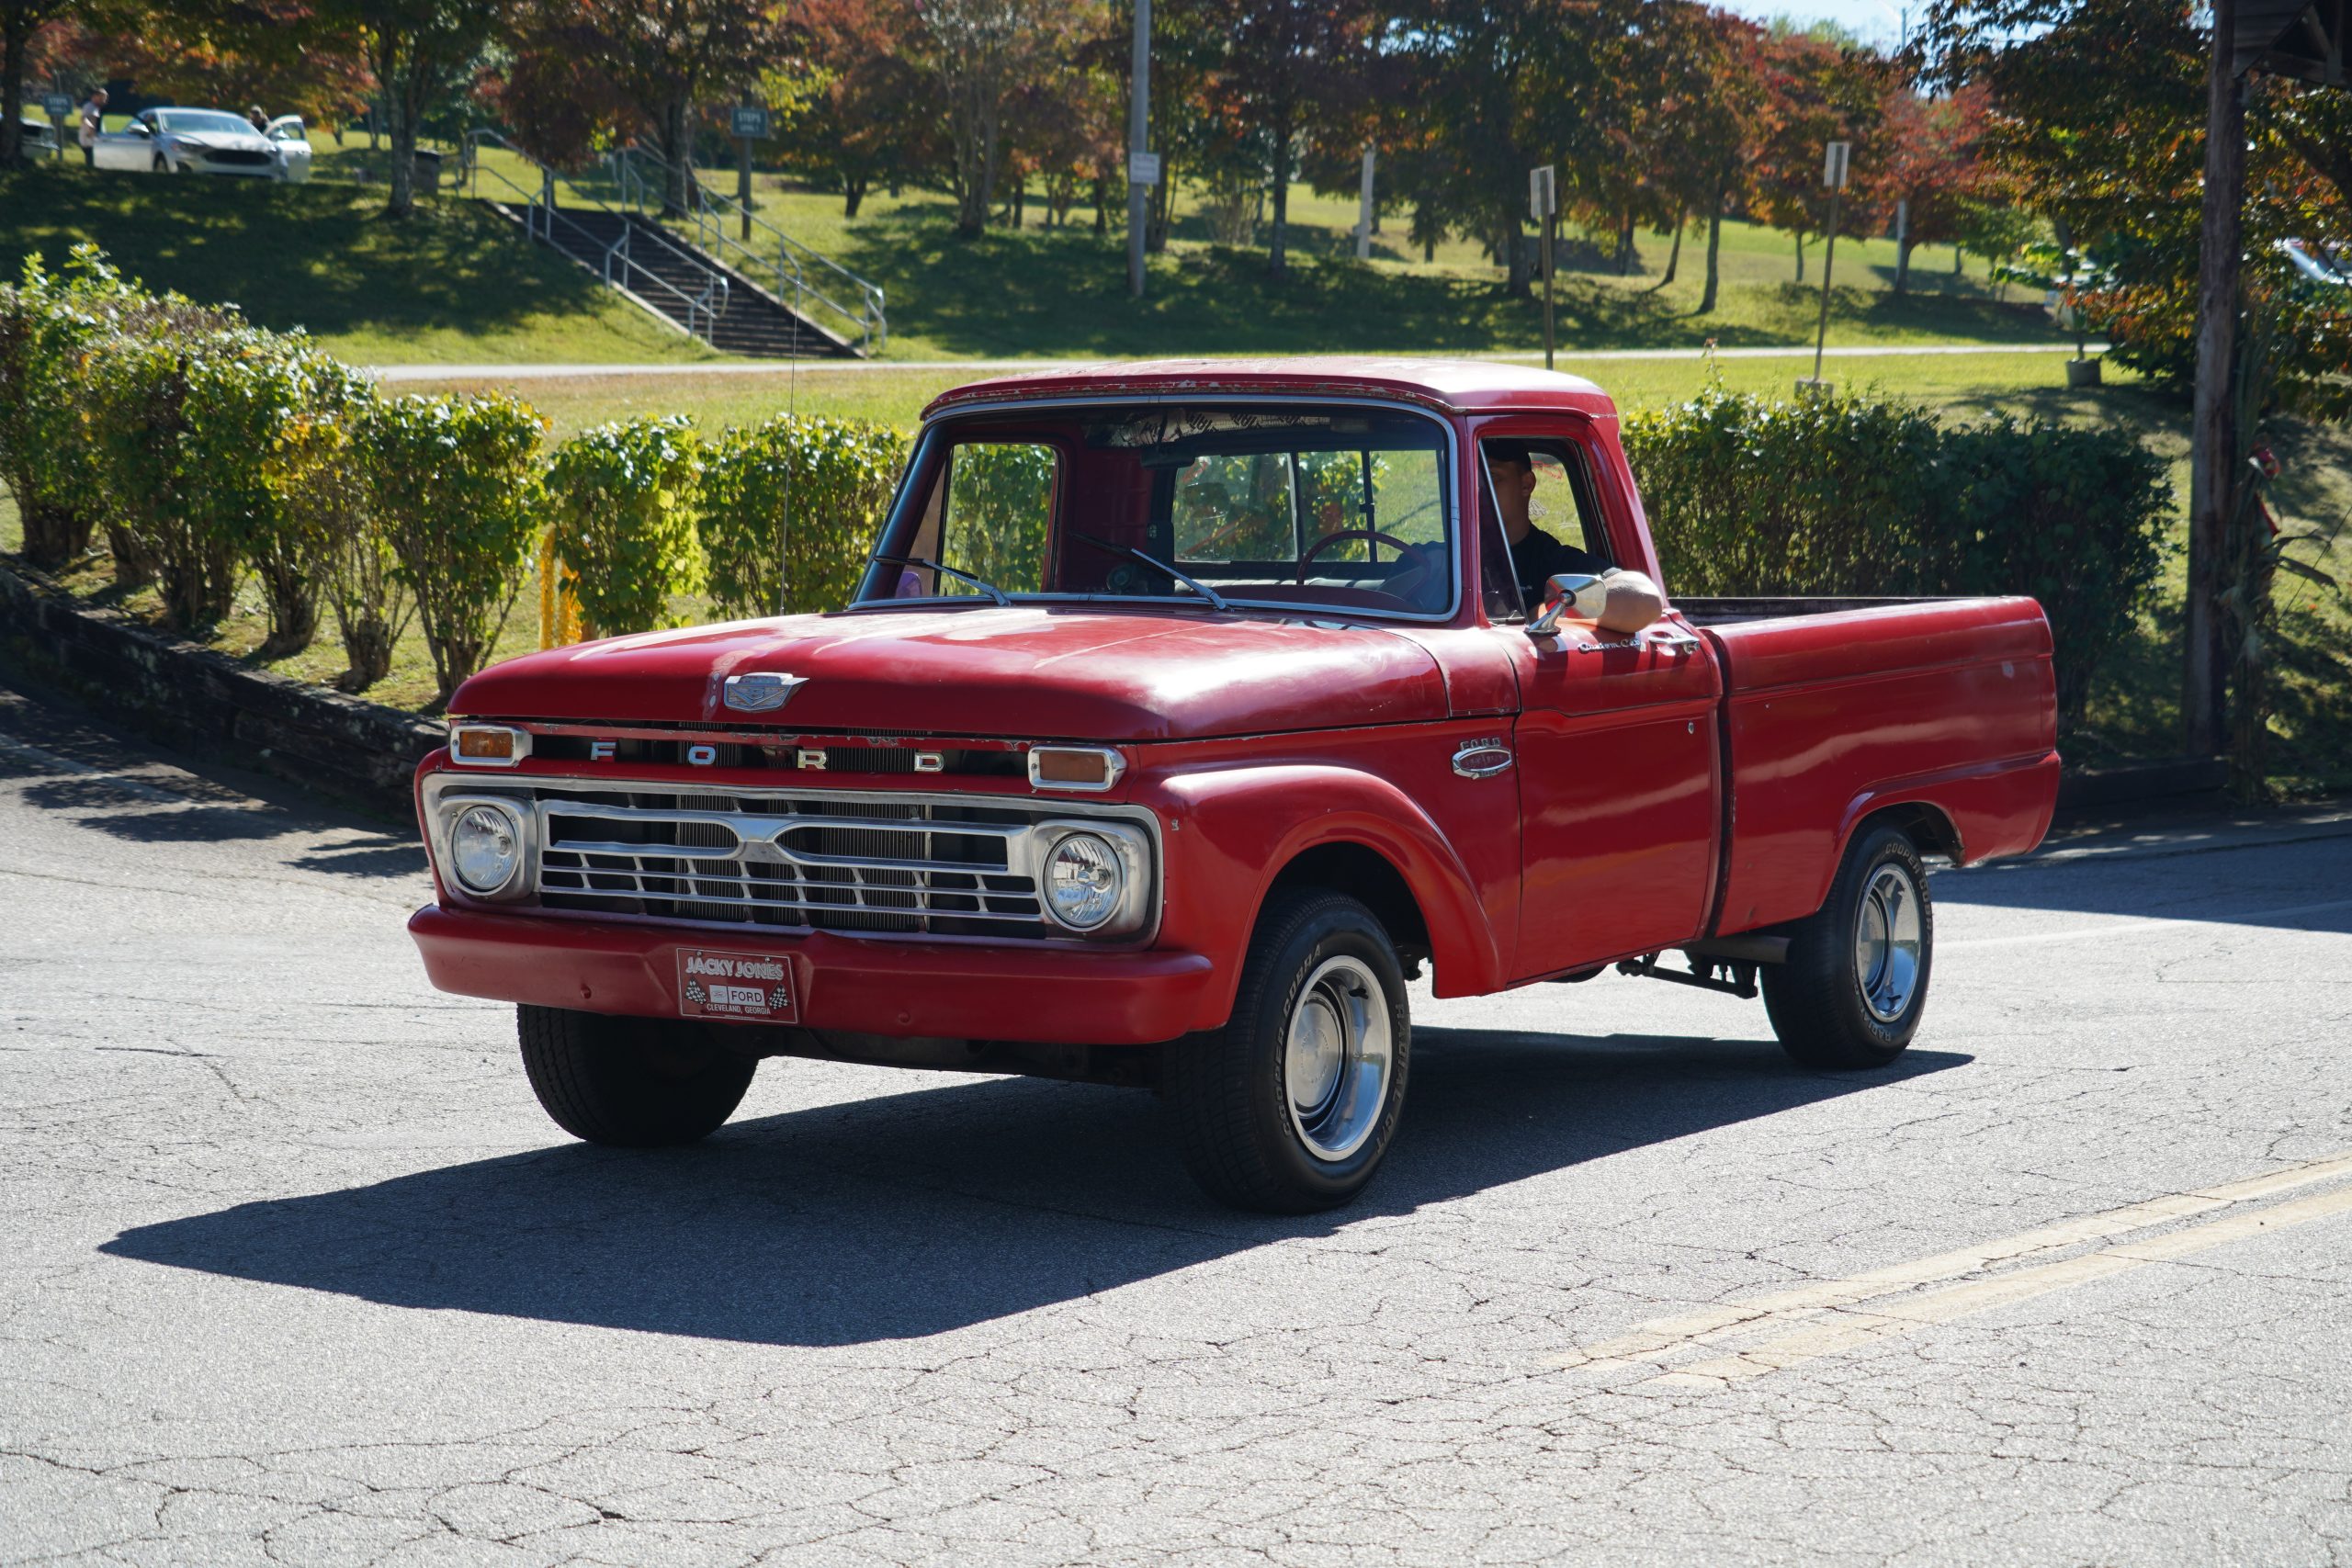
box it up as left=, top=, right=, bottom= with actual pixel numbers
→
left=78, top=89, right=107, bottom=166
left=247, top=105, right=268, bottom=133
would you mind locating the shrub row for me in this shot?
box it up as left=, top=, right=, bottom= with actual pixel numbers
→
left=0, top=247, right=906, bottom=708
left=1623, top=386, right=2173, bottom=732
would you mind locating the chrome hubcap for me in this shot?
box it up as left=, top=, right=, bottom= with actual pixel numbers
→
left=1283, top=956, right=1392, bottom=1162
left=1853, top=863, right=1925, bottom=1023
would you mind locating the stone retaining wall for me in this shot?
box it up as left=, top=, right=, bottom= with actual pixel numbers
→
left=0, top=562, right=440, bottom=821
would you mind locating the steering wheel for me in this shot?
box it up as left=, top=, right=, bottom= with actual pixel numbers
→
left=1295, top=528, right=1420, bottom=585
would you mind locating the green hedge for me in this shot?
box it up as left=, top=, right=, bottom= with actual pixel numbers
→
left=1623, top=387, right=2172, bottom=731
left=0, top=246, right=913, bottom=707
left=699, top=413, right=909, bottom=619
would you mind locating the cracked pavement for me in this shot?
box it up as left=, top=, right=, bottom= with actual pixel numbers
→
left=3, top=678, right=2350, bottom=1567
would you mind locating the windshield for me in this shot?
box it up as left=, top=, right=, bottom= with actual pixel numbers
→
left=156, top=110, right=254, bottom=137
left=857, top=402, right=1456, bottom=618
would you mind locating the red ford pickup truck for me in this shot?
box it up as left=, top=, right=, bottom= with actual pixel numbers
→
left=410, top=358, right=2059, bottom=1212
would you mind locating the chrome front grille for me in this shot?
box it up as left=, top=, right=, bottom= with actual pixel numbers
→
left=526, top=785, right=1068, bottom=938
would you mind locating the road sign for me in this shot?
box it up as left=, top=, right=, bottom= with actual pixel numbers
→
left=1822, top=140, right=1850, bottom=190
left=1529, top=164, right=1556, bottom=220
left=729, top=106, right=769, bottom=141
left=43, top=94, right=72, bottom=118
left=1128, top=151, right=1160, bottom=186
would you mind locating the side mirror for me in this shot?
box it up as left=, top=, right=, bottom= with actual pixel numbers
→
left=1526, top=570, right=1667, bottom=638
left=1526, top=573, right=1609, bottom=637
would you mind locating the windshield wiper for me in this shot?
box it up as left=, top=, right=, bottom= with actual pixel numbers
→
left=1071, top=532, right=1231, bottom=613
left=873, top=555, right=1011, bottom=606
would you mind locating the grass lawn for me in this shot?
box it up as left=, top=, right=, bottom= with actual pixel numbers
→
left=7, top=141, right=2068, bottom=367
left=0, top=162, right=718, bottom=365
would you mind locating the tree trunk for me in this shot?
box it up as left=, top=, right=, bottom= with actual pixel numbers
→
left=1616, top=207, right=1635, bottom=274
left=1662, top=208, right=1684, bottom=285
left=1894, top=238, right=1913, bottom=296
left=843, top=175, right=866, bottom=218
left=1501, top=209, right=1530, bottom=297
left=1793, top=227, right=1805, bottom=282
left=0, top=13, right=27, bottom=164
left=1011, top=175, right=1024, bottom=228
left=657, top=98, right=694, bottom=217
left=1700, top=186, right=1724, bottom=314
left=1954, top=243, right=1963, bottom=274
left=1092, top=175, right=1108, bottom=232
left=1268, top=122, right=1292, bottom=277
left=2185, top=32, right=2246, bottom=758
left=383, top=45, right=416, bottom=219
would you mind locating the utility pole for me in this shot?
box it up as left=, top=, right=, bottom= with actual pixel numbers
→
left=1806, top=140, right=1849, bottom=393
left=1127, top=0, right=1153, bottom=299
left=2184, top=0, right=2246, bottom=757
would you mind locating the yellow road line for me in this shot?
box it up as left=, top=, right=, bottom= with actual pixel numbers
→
left=1657, top=1183, right=2352, bottom=1387
left=1554, top=1149, right=2352, bottom=1373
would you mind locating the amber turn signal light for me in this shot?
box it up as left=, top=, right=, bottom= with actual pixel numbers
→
left=1028, top=746, right=1125, bottom=792
left=449, top=724, right=530, bottom=768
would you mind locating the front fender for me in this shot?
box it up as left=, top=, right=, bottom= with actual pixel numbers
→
left=1142, top=761, right=1510, bottom=1032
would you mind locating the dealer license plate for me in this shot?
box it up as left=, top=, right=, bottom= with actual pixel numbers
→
left=675, top=948, right=797, bottom=1022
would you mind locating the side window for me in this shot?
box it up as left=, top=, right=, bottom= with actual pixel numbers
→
left=938, top=441, right=1057, bottom=595
left=1529, top=446, right=1611, bottom=563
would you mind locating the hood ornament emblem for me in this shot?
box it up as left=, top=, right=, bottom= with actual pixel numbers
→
left=723, top=672, right=806, bottom=713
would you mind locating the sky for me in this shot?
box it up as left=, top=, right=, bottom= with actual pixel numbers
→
left=1714, top=0, right=1912, bottom=50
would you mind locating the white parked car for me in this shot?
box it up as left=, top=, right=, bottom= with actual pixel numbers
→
left=2279, top=239, right=2348, bottom=288
left=94, top=107, right=286, bottom=179
left=264, top=114, right=311, bottom=182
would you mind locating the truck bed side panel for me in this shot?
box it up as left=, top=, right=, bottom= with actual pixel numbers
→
left=1705, top=597, right=2059, bottom=935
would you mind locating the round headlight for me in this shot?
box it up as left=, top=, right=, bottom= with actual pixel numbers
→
left=1044, top=831, right=1124, bottom=931
left=451, top=805, right=522, bottom=896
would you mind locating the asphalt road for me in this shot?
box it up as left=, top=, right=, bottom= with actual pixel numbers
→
left=4, top=678, right=2350, bottom=1568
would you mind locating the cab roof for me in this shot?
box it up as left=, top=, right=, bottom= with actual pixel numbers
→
left=921, top=355, right=1619, bottom=423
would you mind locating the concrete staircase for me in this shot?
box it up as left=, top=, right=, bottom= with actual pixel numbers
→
left=534, top=208, right=852, bottom=359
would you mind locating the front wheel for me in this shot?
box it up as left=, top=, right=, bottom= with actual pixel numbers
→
left=517, top=1005, right=756, bottom=1146
left=1762, top=824, right=1934, bottom=1069
left=1163, top=889, right=1410, bottom=1213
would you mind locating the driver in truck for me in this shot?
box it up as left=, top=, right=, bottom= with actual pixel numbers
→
left=1486, top=437, right=1663, bottom=634
left=1486, top=438, right=1605, bottom=606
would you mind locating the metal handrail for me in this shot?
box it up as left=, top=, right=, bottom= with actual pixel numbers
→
left=604, top=143, right=887, bottom=355
left=462, top=130, right=729, bottom=346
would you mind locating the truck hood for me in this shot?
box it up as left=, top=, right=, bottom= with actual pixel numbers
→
left=450, top=606, right=1450, bottom=741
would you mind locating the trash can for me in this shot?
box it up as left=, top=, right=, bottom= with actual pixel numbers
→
left=413, top=148, right=443, bottom=194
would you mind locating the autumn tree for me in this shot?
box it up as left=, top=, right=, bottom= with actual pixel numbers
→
left=1917, top=0, right=2350, bottom=413
left=306, top=0, right=501, bottom=216
left=4, top=0, right=110, bottom=161
left=1391, top=0, right=1599, bottom=298
left=1743, top=24, right=1887, bottom=283
left=1866, top=83, right=1988, bottom=293
left=775, top=0, right=932, bottom=217
left=503, top=0, right=786, bottom=214
left=1189, top=0, right=1377, bottom=276
left=910, top=0, right=1079, bottom=237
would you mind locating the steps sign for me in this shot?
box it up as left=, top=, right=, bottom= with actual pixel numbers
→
left=730, top=107, right=769, bottom=141
left=44, top=94, right=73, bottom=118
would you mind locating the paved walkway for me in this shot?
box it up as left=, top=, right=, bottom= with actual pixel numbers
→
left=368, top=341, right=2105, bottom=382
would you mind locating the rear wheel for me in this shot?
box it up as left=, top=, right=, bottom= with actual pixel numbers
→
left=1163, top=889, right=1409, bottom=1213
left=517, top=1005, right=755, bottom=1146
left=1762, top=824, right=1933, bottom=1069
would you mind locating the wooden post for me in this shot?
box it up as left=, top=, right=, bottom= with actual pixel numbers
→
left=2186, top=0, right=2246, bottom=757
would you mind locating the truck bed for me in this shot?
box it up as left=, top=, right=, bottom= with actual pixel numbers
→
left=1689, top=595, right=2062, bottom=938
